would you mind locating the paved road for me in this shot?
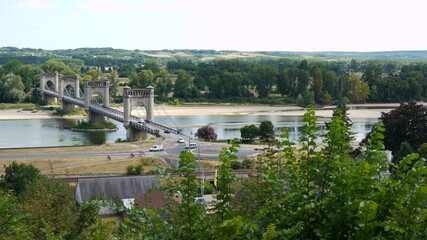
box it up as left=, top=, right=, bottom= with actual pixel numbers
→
left=0, top=142, right=260, bottom=160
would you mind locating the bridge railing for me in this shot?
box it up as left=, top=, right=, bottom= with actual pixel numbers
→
left=145, top=121, right=181, bottom=135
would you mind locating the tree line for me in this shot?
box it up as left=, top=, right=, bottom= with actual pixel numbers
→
left=1, top=57, right=426, bottom=105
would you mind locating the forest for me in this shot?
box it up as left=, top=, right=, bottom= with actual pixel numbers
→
left=0, top=47, right=427, bottom=106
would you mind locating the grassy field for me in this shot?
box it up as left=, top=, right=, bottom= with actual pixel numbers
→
left=0, top=155, right=165, bottom=175
left=0, top=141, right=156, bottom=155
left=0, top=103, right=37, bottom=110
left=0, top=141, right=163, bottom=175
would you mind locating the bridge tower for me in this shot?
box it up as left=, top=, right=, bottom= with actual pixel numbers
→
left=123, top=86, right=154, bottom=141
left=59, top=75, right=80, bottom=111
left=40, top=72, right=59, bottom=104
left=83, top=80, right=110, bottom=124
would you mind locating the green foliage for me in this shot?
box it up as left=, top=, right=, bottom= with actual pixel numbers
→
left=231, top=161, right=242, bottom=170
left=380, top=101, right=427, bottom=154
left=53, top=107, right=85, bottom=116
left=74, top=120, right=117, bottom=130
left=126, top=164, right=144, bottom=175
left=0, top=190, right=33, bottom=239
left=240, top=124, right=259, bottom=142
left=174, top=69, right=193, bottom=99
left=40, top=59, right=74, bottom=76
left=0, top=73, right=26, bottom=102
left=259, top=120, right=275, bottom=140
left=0, top=162, right=41, bottom=196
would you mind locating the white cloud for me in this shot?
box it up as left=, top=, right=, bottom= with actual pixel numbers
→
left=12, top=0, right=55, bottom=9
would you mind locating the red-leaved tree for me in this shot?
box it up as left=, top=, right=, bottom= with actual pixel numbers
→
left=195, top=125, right=217, bottom=141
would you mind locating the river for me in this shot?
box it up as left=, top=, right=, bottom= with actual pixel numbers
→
left=0, top=115, right=379, bottom=149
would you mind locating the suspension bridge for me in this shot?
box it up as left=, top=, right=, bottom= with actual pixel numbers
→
left=38, top=72, right=182, bottom=141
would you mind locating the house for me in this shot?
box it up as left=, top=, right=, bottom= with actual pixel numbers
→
left=75, top=175, right=160, bottom=215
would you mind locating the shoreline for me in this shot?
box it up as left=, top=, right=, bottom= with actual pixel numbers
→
left=0, top=103, right=422, bottom=121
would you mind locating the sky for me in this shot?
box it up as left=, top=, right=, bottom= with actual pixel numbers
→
left=0, top=0, right=426, bottom=52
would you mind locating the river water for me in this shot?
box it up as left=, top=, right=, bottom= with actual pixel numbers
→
left=0, top=115, right=379, bottom=149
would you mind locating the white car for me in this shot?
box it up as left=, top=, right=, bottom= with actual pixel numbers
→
left=149, top=145, right=164, bottom=152
left=177, top=137, right=185, bottom=143
left=185, top=142, right=198, bottom=149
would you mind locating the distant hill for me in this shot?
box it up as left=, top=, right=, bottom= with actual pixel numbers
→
left=1, top=47, right=426, bottom=66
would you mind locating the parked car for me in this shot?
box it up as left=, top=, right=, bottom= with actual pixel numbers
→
left=149, top=145, right=164, bottom=152
left=164, top=129, right=171, bottom=133
left=177, top=137, right=185, bottom=143
left=185, top=142, right=198, bottom=149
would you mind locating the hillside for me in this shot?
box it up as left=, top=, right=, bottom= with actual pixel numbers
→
left=1, top=47, right=427, bottom=66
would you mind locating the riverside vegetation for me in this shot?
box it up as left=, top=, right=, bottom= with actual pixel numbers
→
left=0, top=50, right=427, bottom=107
left=0, top=105, right=426, bottom=239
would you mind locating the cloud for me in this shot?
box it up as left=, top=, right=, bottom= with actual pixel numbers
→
left=12, top=0, right=55, bottom=9
left=79, top=0, right=144, bottom=13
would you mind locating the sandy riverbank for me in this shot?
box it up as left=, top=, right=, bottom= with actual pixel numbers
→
left=0, top=103, right=411, bottom=121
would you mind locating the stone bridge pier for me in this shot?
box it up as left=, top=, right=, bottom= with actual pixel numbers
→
left=59, top=75, right=80, bottom=111
left=84, top=80, right=110, bottom=124
left=40, top=72, right=59, bottom=104
left=123, top=86, right=154, bottom=141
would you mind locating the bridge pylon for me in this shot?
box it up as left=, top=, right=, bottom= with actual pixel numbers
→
left=83, top=80, right=110, bottom=124
left=123, top=86, right=154, bottom=141
left=40, top=72, right=59, bottom=104
left=59, top=75, right=80, bottom=111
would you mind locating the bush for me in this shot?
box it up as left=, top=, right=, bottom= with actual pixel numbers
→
left=74, top=120, right=117, bottom=130
left=231, top=161, right=243, bottom=170
left=126, top=164, right=144, bottom=175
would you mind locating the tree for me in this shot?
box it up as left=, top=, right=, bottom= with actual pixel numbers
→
left=16, top=65, right=40, bottom=93
left=0, top=190, right=33, bottom=239
left=380, top=101, right=427, bottom=154
left=296, top=69, right=310, bottom=98
left=107, top=70, right=119, bottom=96
left=0, top=73, right=26, bottom=102
left=312, top=67, right=324, bottom=103
left=251, top=66, right=277, bottom=98
left=0, top=162, right=41, bottom=196
left=20, top=177, right=79, bottom=239
left=86, top=68, right=102, bottom=81
left=40, top=60, right=73, bottom=76
left=362, top=64, right=382, bottom=86
left=349, top=73, right=370, bottom=102
left=258, top=120, right=274, bottom=140
left=129, top=69, right=154, bottom=88
left=174, top=69, right=193, bottom=99
left=195, top=125, right=217, bottom=141
left=155, top=69, right=173, bottom=98
left=240, top=124, right=259, bottom=142
left=2, top=59, right=22, bottom=74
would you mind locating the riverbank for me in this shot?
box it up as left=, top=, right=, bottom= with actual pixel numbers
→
left=0, top=109, right=85, bottom=120
left=0, top=103, right=423, bottom=120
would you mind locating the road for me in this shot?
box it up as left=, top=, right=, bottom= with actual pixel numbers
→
left=0, top=142, right=260, bottom=160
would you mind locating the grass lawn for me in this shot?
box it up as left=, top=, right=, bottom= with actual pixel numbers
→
left=0, top=142, right=155, bottom=155
left=0, top=155, right=165, bottom=175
